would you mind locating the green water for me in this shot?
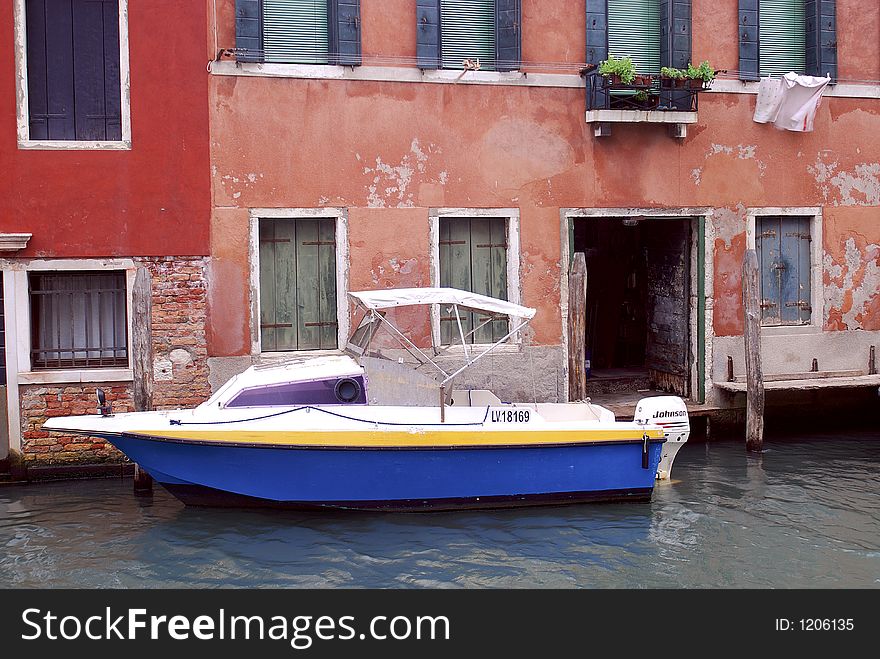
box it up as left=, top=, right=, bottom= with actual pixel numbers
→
left=1, top=432, right=878, bottom=588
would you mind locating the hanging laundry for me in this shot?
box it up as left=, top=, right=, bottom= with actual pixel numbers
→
left=753, top=72, right=830, bottom=132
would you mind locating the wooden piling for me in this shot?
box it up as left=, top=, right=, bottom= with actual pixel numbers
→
left=742, top=249, right=764, bottom=452
left=568, top=252, right=588, bottom=401
left=131, top=267, right=154, bottom=493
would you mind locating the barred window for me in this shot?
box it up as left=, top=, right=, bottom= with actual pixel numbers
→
left=29, top=271, right=128, bottom=370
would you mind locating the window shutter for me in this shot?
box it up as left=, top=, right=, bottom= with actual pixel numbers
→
left=441, top=0, right=497, bottom=70
left=260, top=219, right=337, bottom=351
left=757, top=216, right=782, bottom=324
left=416, top=0, right=441, bottom=69
left=738, top=0, right=759, bottom=81
left=759, top=0, right=805, bottom=77
left=495, top=0, right=521, bottom=72
left=585, top=0, right=609, bottom=108
left=805, top=0, right=836, bottom=80
left=329, top=0, right=362, bottom=66
left=439, top=218, right=473, bottom=344
left=236, top=0, right=264, bottom=62
left=661, top=0, right=691, bottom=109
left=27, top=0, right=76, bottom=140
left=72, top=0, right=121, bottom=141
left=608, top=0, right=661, bottom=75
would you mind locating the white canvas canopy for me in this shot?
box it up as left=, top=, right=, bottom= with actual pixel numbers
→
left=348, top=287, right=536, bottom=319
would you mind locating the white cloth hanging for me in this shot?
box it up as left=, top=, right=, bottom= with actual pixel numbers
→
left=753, top=72, right=830, bottom=132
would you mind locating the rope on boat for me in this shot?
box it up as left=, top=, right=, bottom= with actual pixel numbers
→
left=169, top=405, right=492, bottom=428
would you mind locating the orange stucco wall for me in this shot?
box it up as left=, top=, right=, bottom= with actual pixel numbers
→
left=206, top=0, right=880, bottom=356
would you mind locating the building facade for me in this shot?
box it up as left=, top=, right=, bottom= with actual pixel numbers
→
left=206, top=0, right=880, bottom=412
left=4, top=1, right=879, bottom=472
left=1, top=0, right=212, bottom=473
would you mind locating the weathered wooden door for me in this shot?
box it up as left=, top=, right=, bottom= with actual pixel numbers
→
left=643, top=219, right=691, bottom=396
left=259, top=219, right=338, bottom=351
left=756, top=216, right=811, bottom=325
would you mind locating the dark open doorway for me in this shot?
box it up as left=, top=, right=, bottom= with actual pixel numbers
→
left=572, top=216, right=692, bottom=398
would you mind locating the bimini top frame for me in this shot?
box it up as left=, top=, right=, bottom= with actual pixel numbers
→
left=347, top=287, right=535, bottom=389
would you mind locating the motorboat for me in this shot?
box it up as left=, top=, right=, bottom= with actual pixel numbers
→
left=44, top=288, right=690, bottom=511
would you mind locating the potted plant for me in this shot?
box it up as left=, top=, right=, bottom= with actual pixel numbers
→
left=660, top=66, right=685, bottom=88
left=598, top=55, right=636, bottom=86
left=685, top=60, right=716, bottom=89
left=633, top=90, right=659, bottom=110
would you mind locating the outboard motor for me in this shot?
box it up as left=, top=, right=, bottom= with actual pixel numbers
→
left=634, top=396, right=690, bottom=480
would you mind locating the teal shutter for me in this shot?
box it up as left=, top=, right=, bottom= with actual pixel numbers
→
left=329, top=0, right=362, bottom=66
left=260, top=219, right=337, bottom=351
left=236, top=0, right=264, bottom=62
left=263, top=0, right=329, bottom=64
left=756, top=217, right=811, bottom=326
left=608, top=0, right=662, bottom=75
left=805, top=0, right=836, bottom=80
left=738, top=0, right=759, bottom=80
left=439, top=218, right=508, bottom=344
left=759, top=0, right=806, bottom=77
left=585, top=0, right=609, bottom=108
left=417, top=0, right=441, bottom=69
left=440, top=0, right=496, bottom=71
left=494, top=0, right=521, bottom=71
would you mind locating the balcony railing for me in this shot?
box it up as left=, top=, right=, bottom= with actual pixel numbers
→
left=582, top=70, right=707, bottom=138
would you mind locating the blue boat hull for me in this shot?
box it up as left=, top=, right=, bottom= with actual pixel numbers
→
left=110, top=434, right=665, bottom=511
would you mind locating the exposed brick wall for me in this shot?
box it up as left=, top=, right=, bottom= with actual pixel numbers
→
left=19, top=257, right=211, bottom=466
left=143, top=256, right=211, bottom=409
left=20, top=384, right=132, bottom=464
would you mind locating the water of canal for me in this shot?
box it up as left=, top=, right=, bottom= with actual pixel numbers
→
left=1, top=431, right=878, bottom=588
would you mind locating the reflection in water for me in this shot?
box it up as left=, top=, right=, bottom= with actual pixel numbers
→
left=1, top=432, right=878, bottom=588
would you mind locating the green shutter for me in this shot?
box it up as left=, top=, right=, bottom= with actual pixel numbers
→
left=441, top=0, right=496, bottom=71
left=263, top=0, right=329, bottom=64
left=608, top=0, right=662, bottom=75
left=260, top=219, right=337, bottom=351
left=439, top=217, right=508, bottom=344
left=760, top=0, right=806, bottom=77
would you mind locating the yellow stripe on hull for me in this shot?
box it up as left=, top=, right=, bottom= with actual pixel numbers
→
left=128, top=428, right=665, bottom=448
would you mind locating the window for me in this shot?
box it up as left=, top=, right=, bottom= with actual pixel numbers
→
left=259, top=218, right=338, bottom=351
left=759, top=0, right=805, bottom=77
left=738, top=1, right=837, bottom=80
left=755, top=216, right=812, bottom=326
left=416, top=0, right=521, bottom=71
left=235, top=0, right=362, bottom=65
left=29, top=271, right=128, bottom=369
left=438, top=217, right=508, bottom=344
left=608, top=0, right=661, bottom=77
left=24, top=0, right=122, bottom=141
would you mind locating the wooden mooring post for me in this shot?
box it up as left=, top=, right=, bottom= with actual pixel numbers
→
left=132, top=267, right=154, bottom=493
left=742, top=249, right=764, bottom=452
left=568, top=252, right=588, bottom=401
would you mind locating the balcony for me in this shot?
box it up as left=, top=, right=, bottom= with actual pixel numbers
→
left=583, top=72, right=704, bottom=138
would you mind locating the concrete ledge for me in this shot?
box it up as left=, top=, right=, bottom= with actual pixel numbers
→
left=714, top=374, right=880, bottom=392
left=584, top=110, right=698, bottom=124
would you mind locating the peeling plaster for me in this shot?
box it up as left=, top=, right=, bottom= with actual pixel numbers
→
left=691, top=144, right=765, bottom=186
left=809, top=155, right=880, bottom=206
left=711, top=204, right=747, bottom=248
left=824, top=237, right=880, bottom=329
left=362, top=138, right=446, bottom=208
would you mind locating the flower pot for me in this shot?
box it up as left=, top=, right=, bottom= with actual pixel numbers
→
left=633, top=74, right=652, bottom=86
left=687, top=78, right=704, bottom=89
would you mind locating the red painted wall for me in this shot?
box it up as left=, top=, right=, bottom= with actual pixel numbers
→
left=0, top=1, right=211, bottom=257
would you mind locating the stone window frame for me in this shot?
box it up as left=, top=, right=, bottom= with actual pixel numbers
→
left=2, top=259, right=137, bottom=385
left=428, top=207, right=522, bottom=351
left=248, top=208, right=350, bottom=357
left=13, top=0, right=133, bottom=150
left=745, top=207, right=824, bottom=335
